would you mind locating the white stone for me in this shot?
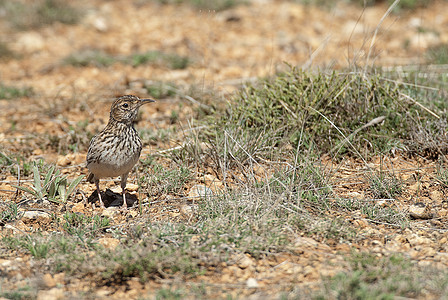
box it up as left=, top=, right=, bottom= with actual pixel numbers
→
left=246, top=277, right=259, bottom=288
left=409, top=203, right=432, bottom=220
left=188, top=185, right=213, bottom=199
left=22, top=210, right=51, bottom=219
left=101, top=207, right=119, bottom=217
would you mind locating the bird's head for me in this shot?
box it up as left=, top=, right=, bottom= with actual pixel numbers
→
left=110, top=95, right=155, bottom=124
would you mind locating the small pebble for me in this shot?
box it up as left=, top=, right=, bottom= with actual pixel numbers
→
left=246, top=278, right=259, bottom=288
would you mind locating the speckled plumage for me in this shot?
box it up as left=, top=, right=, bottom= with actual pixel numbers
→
left=86, top=95, right=155, bottom=208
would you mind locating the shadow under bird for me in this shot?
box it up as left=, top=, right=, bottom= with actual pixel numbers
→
left=86, top=95, right=155, bottom=208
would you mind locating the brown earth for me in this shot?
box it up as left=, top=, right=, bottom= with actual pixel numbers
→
left=1, top=0, right=448, bottom=299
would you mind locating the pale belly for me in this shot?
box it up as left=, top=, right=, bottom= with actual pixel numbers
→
left=87, top=154, right=139, bottom=178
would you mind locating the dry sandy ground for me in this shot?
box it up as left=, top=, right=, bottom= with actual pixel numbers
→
left=1, top=0, right=448, bottom=299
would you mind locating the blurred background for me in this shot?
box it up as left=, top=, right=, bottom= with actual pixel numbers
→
left=0, top=0, right=447, bottom=168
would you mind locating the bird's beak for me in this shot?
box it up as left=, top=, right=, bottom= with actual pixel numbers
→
left=140, top=98, right=156, bottom=103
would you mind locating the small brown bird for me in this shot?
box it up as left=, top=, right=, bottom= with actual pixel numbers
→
left=86, top=95, right=155, bottom=208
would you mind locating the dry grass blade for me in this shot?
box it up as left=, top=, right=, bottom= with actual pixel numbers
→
left=364, top=0, right=401, bottom=71
left=329, top=115, right=386, bottom=155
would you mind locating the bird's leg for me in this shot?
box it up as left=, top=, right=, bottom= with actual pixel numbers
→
left=94, top=178, right=105, bottom=208
left=121, top=173, right=128, bottom=209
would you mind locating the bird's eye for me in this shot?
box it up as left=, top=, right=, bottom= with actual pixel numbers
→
left=122, top=103, right=129, bottom=108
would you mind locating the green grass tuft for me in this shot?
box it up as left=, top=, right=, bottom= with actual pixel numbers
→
left=13, top=162, right=84, bottom=203
left=0, top=0, right=83, bottom=29
left=426, top=44, right=448, bottom=64
left=317, top=252, right=446, bottom=299
left=0, top=83, right=33, bottom=99
left=367, top=171, right=403, bottom=199
left=152, top=0, right=245, bottom=11
left=62, top=50, right=118, bottom=67
left=62, top=49, right=191, bottom=69
left=207, top=68, right=405, bottom=158
left=203, top=67, right=448, bottom=160
left=140, top=158, right=192, bottom=196
left=131, top=51, right=190, bottom=69
left=144, top=81, right=178, bottom=99
left=0, top=202, right=19, bottom=225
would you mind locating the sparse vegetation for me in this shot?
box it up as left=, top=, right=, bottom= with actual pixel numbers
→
left=0, top=285, right=36, bottom=300
left=202, top=67, right=446, bottom=159
left=436, top=161, right=448, bottom=186
left=2, top=0, right=448, bottom=298
left=382, top=66, right=448, bottom=156
left=131, top=51, right=190, bottom=69
left=62, top=213, right=110, bottom=236
left=300, top=0, right=437, bottom=10
left=367, top=170, right=403, bottom=199
left=0, top=41, right=14, bottom=60
left=62, top=49, right=191, bottom=69
left=0, top=0, right=83, bottom=29
left=13, top=162, right=84, bottom=203
left=140, top=158, right=192, bottom=195
left=317, top=252, right=448, bottom=299
left=144, top=81, right=178, bottom=99
left=139, top=127, right=173, bottom=145
left=150, top=0, right=246, bottom=11
left=427, top=43, right=448, bottom=64
left=3, top=64, right=448, bottom=297
left=0, top=83, right=33, bottom=99
left=0, top=202, right=19, bottom=225
left=62, top=50, right=118, bottom=67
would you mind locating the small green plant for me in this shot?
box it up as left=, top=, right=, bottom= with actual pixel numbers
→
left=139, top=127, right=173, bottom=144
left=427, top=44, right=448, bottom=64
left=170, top=109, right=180, bottom=124
left=0, top=0, right=83, bottom=29
left=57, top=175, right=85, bottom=203
left=0, top=83, right=33, bottom=99
left=3, top=235, right=52, bottom=259
left=144, top=81, right=178, bottom=99
left=6, top=155, right=34, bottom=177
left=25, top=237, right=50, bottom=259
left=367, top=171, right=402, bottom=199
left=142, top=160, right=191, bottom=195
left=130, top=51, right=190, bottom=69
left=63, top=49, right=190, bottom=69
left=156, top=287, right=185, bottom=299
left=0, top=152, right=14, bottom=167
left=164, top=53, right=190, bottom=69
left=35, top=0, right=82, bottom=25
left=14, top=162, right=57, bottom=200
left=153, top=0, right=245, bottom=11
left=0, top=202, right=19, bottom=225
left=436, top=161, right=448, bottom=186
left=318, top=252, right=424, bottom=299
left=63, top=213, right=110, bottom=236
left=63, top=212, right=90, bottom=236
left=0, top=285, right=36, bottom=300
left=92, top=215, right=110, bottom=231
left=130, top=51, right=162, bottom=67
left=361, top=202, right=407, bottom=226
left=207, top=67, right=416, bottom=159
left=13, top=162, right=84, bottom=203
left=62, top=49, right=118, bottom=67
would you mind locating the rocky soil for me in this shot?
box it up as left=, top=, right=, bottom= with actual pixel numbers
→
left=1, top=0, right=448, bottom=299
